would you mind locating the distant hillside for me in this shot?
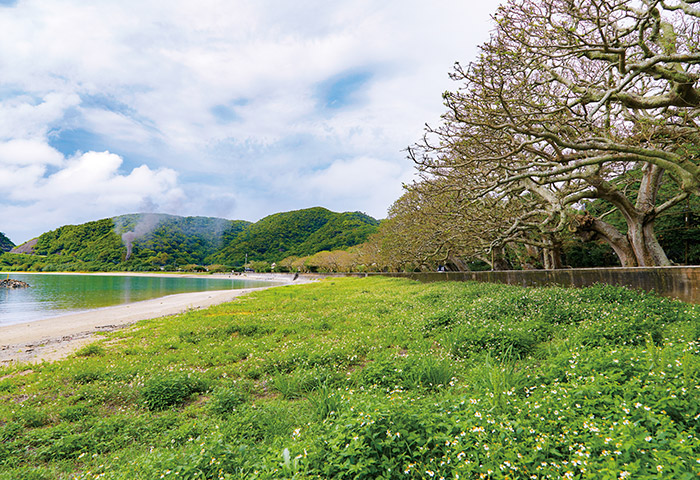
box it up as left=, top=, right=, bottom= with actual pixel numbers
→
left=0, top=208, right=380, bottom=271
left=34, top=218, right=124, bottom=266
left=113, top=214, right=246, bottom=267
left=210, top=207, right=379, bottom=265
left=0, top=232, right=14, bottom=252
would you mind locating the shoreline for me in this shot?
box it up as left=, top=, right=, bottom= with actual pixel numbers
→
left=0, top=273, right=308, bottom=365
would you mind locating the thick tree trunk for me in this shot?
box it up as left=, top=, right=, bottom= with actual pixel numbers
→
left=571, top=213, right=671, bottom=267
left=538, top=235, right=564, bottom=270
left=490, top=245, right=513, bottom=271
left=628, top=164, right=671, bottom=266
left=577, top=165, right=673, bottom=267
left=543, top=243, right=564, bottom=270
left=627, top=216, right=671, bottom=266
left=571, top=213, right=638, bottom=266
left=446, top=255, right=470, bottom=271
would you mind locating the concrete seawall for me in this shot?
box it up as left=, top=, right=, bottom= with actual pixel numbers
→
left=377, top=267, right=700, bottom=304
left=232, top=267, right=700, bottom=304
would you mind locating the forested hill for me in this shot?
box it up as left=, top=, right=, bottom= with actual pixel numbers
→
left=0, top=232, right=14, bottom=252
left=0, top=208, right=379, bottom=271
left=113, top=214, right=246, bottom=267
left=209, top=207, right=380, bottom=265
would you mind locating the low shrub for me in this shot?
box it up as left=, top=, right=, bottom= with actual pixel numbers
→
left=308, top=384, right=345, bottom=420
left=13, top=407, right=49, bottom=428
left=59, top=405, right=91, bottom=422
left=0, top=466, right=53, bottom=480
left=141, top=372, right=206, bottom=411
left=74, top=344, right=105, bottom=357
left=209, top=385, right=248, bottom=415
left=356, top=356, right=408, bottom=389
left=72, top=367, right=104, bottom=384
left=271, top=366, right=338, bottom=399
left=405, top=356, right=455, bottom=390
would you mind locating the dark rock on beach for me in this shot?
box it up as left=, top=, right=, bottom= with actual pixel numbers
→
left=0, top=279, right=30, bottom=289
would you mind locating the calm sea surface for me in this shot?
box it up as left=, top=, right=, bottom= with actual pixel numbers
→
left=0, top=273, right=271, bottom=327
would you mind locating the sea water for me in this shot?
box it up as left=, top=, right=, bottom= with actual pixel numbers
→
left=0, top=273, right=269, bottom=326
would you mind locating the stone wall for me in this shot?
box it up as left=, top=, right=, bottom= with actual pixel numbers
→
left=377, top=267, right=700, bottom=304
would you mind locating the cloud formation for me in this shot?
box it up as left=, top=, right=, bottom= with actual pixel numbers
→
left=0, top=149, right=183, bottom=240
left=0, top=0, right=497, bottom=243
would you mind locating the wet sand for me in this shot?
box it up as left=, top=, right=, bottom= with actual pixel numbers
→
left=0, top=284, right=274, bottom=365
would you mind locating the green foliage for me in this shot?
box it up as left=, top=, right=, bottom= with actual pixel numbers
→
left=249, top=260, right=271, bottom=272
left=562, top=238, right=620, bottom=268
left=12, top=406, right=50, bottom=428
left=309, top=397, right=459, bottom=479
left=0, top=466, right=52, bottom=480
left=357, top=354, right=455, bottom=392
left=0, top=277, right=698, bottom=479
left=308, top=384, right=345, bottom=420
left=271, top=367, right=337, bottom=399
left=141, top=372, right=206, bottom=411
left=656, top=195, right=700, bottom=264
left=72, top=366, right=105, bottom=384
left=0, top=231, right=14, bottom=252
left=59, top=405, right=92, bottom=422
left=35, top=218, right=124, bottom=266
left=470, top=345, right=525, bottom=412
left=211, top=207, right=379, bottom=265
left=209, top=385, right=248, bottom=415
left=406, top=355, right=455, bottom=391
left=75, top=344, right=105, bottom=357
left=115, top=213, right=244, bottom=268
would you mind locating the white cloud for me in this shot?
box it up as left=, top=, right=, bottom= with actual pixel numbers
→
left=0, top=164, right=46, bottom=192
left=304, top=156, right=415, bottom=218
left=0, top=0, right=499, bottom=242
left=0, top=139, right=63, bottom=166
left=0, top=150, right=184, bottom=242
left=79, top=108, right=157, bottom=148
left=0, top=92, right=80, bottom=141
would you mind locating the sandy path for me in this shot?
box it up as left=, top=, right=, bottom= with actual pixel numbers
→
left=0, top=286, right=273, bottom=365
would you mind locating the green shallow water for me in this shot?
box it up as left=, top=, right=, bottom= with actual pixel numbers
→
left=0, top=273, right=271, bottom=326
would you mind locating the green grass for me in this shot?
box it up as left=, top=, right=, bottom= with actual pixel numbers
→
left=0, top=277, right=698, bottom=479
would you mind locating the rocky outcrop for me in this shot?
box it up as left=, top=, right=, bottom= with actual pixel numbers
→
left=0, top=279, right=30, bottom=289
left=10, top=238, right=38, bottom=255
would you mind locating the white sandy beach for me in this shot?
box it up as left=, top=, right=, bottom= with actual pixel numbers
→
left=0, top=273, right=306, bottom=364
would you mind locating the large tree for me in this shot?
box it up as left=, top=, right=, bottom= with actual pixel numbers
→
left=370, top=182, right=533, bottom=271
left=412, top=0, right=700, bottom=267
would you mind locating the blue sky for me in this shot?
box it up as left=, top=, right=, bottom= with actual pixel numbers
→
left=0, top=0, right=497, bottom=243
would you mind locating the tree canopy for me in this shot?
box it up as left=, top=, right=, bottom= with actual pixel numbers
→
left=0, top=232, right=14, bottom=253
left=210, top=207, right=379, bottom=266
left=408, top=0, right=700, bottom=268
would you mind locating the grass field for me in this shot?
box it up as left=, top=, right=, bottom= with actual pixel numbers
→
left=0, top=277, right=698, bottom=479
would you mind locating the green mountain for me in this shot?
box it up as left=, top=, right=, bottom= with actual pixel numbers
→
left=113, top=214, right=247, bottom=268
left=0, top=231, right=14, bottom=252
left=210, top=207, right=380, bottom=265
left=33, top=218, right=124, bottom=266
left=0, top=208, right=380, bottom=271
